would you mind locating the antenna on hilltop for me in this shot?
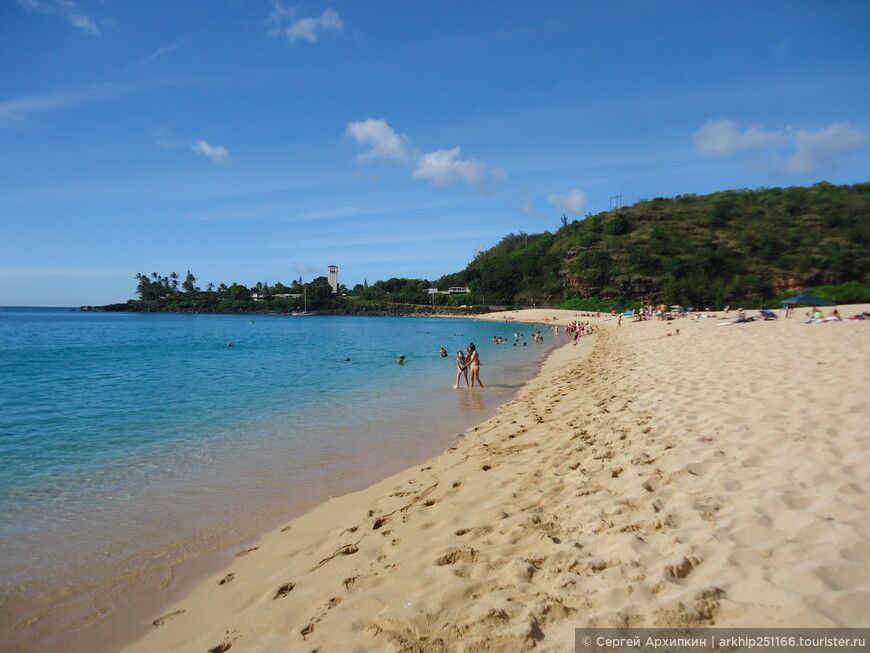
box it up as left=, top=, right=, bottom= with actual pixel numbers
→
left=609, top=191, right=623, bottom=210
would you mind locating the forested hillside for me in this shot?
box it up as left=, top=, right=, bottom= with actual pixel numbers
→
left=434, top=182, right=870, bottom=308
left=108, top=182, right=870, bottom=313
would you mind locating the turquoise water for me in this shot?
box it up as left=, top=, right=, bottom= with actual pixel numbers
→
left=0, top=307, right=556, bottom=639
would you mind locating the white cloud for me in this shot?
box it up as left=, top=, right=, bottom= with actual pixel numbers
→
left=413, top=147, right=506, bottom=191
left=345, top=119, right=417, bottom=163
left=547, top=190, right=587, bottom=216
left=346, top=118, right=506, bottom=192
left=192, top=140, right=231, bottom=164
left=69, top=13, right=98, bottom=34
left=783, top=123, right=870, bottom=174
left=694, top=118, right=870, bottom=175
left=270, top=3, right=344, bottom=43
left=15, top=0, right=100, bottom=34
left=694, top=119, right=788, bottom=157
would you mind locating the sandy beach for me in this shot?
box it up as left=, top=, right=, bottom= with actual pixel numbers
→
left=117, top=305, right=870, bottom=652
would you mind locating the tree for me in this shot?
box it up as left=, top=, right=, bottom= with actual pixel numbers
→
left=227, top=284, right=250, bottom=301
left=135, top=273, right=161, bottom=300
left=182, top=271, right=198, bottom=294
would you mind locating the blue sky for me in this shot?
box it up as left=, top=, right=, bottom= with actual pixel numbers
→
left=2, top=1, right=869, bottom=306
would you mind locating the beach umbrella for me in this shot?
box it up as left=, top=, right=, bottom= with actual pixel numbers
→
left=780, top=292, right=835, bottom=307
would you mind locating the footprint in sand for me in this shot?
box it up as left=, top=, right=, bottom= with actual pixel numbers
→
left=454, top=525, right=494, bottom=537
left=435, top=547, right=480, bottom=565
left=665, top=556, right=700, bottom=581
left=274, top=582, right=295, bottom=599
left=152, top=609, right=186, bottom=627
left=218, top=573, right=235, bottom=585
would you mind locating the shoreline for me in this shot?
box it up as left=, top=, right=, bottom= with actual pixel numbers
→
left=11, top=305, right=869, bottom=651
left=4, top=313, right=571, bottom=653
left=116, top=318, right=604, bottom=652
left=119, top=305, right=868, bottom=651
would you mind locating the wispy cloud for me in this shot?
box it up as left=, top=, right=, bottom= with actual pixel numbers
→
left=269, top=3, right=344, bottom=44
left=694, top=119, right=788, bottom=157
left=150, top=128, right=178, bottom=150
left=694, top=118, right=870, bottom=175
left=547, top=190, right=587, bottom=216
left=1, top=79, right=184, bottom=128
left=15, top=0, right=100, bottom=34
left=293, top=262, right=323, bottom=275
left=346, top=118, right=507, bottom=192
left=516, top=188, right=545, bottom=219
left=0, top=83, right=116, bottom=127
left=137, top=36, right=193, bottom=66
left=192, top=140, right=232, bottom=164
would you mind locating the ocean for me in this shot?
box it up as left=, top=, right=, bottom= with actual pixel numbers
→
left=0, top=307, right=558, bottom=649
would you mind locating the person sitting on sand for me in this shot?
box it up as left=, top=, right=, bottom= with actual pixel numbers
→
left=453, top=351, right=469, bottom=388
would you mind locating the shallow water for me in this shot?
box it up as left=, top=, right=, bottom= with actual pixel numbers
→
left=0, top=307, right=557, bottom=646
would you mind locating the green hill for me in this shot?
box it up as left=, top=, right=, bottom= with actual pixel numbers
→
left=434, top=182, right=870, bottom=308
left=116, top=182, right=870, bottom=314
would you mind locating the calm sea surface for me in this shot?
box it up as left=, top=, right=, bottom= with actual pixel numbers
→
left=0, top=307, right=557, bottom=646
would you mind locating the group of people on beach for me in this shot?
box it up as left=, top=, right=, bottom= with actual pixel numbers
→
left=567, top=320, right=597, bottom=346
left=453, top=343, right=483, bottom=389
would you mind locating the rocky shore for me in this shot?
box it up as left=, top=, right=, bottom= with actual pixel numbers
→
left=79, top=301, right=505, bottom=317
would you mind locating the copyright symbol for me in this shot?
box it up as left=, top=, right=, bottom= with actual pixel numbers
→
left=583, top=636, right=592, bottom=646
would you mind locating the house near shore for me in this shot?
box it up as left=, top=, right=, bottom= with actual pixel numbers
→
left=251, top=293, right=300, bottom=302
left=426, top=286, right=470, bottom=295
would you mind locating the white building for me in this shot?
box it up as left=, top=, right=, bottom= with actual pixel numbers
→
left=328, top=265, right=339, bottom=294
left=427, top=286, right=470, bottom=295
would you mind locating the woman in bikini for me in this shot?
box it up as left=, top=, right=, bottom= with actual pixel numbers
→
left=454, top=351, right=469, bottom=388
left=467, top=343, right=483, bottom=388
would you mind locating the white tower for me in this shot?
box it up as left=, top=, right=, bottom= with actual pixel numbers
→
left=328, top=265, right=338, bottom=294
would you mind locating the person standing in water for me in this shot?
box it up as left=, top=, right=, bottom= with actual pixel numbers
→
left=453, top=350, right=469, bottom=388
left=467, top=343, right=483, bottom=388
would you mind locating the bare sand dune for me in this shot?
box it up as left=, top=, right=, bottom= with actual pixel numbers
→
left=122, top=305, right=870, bottom=652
